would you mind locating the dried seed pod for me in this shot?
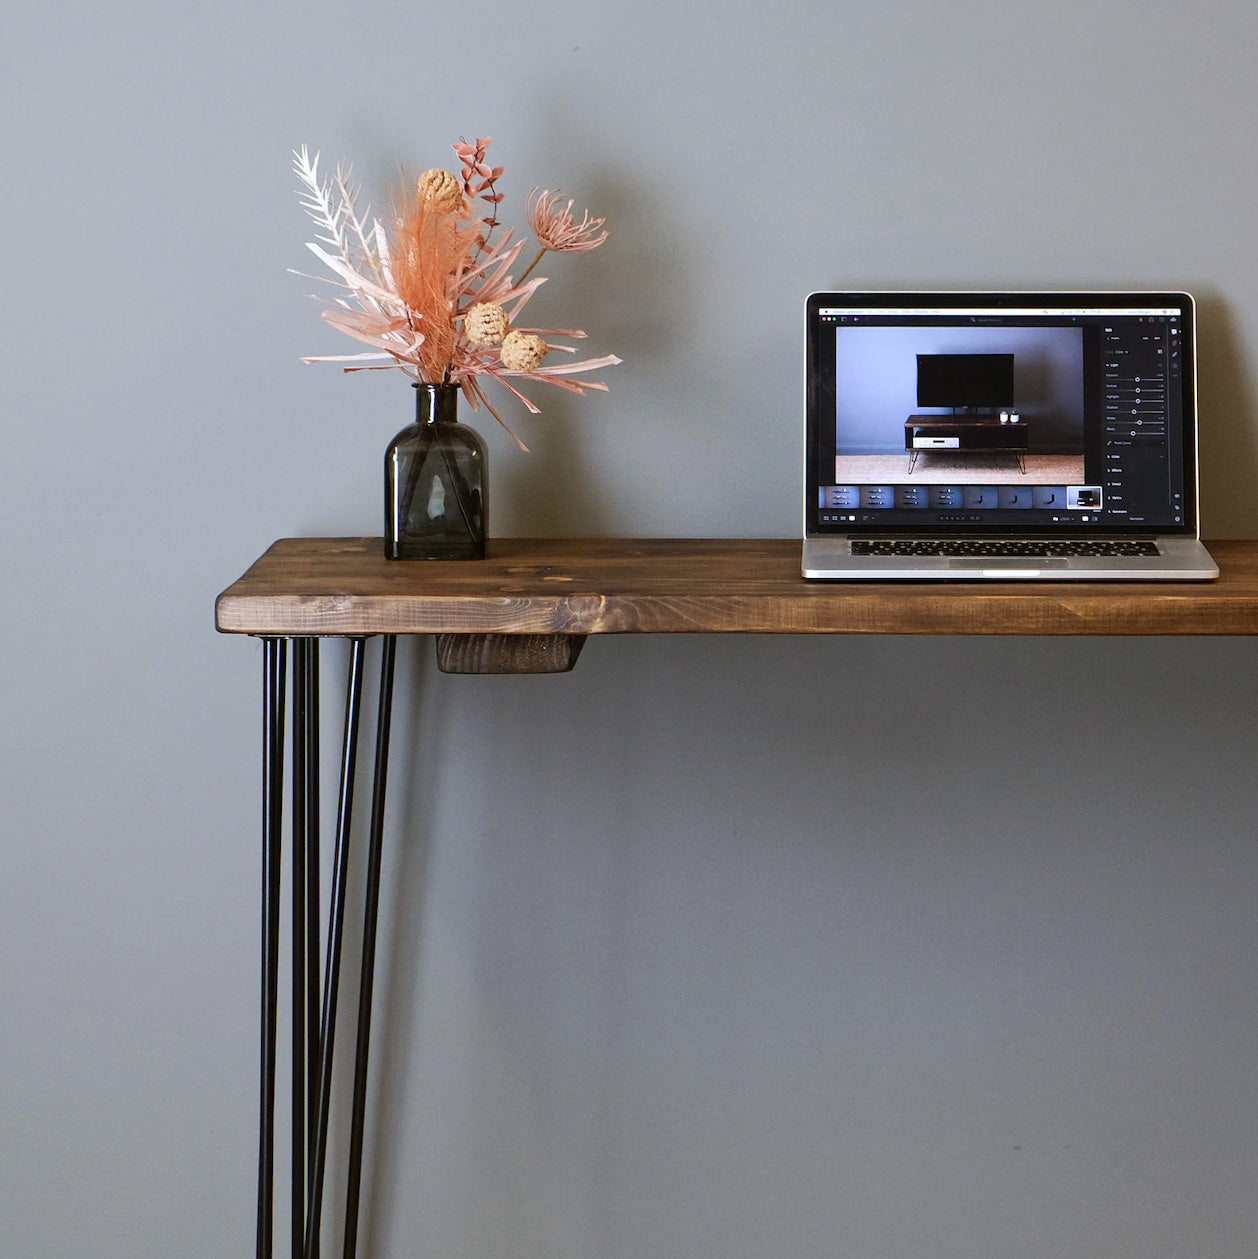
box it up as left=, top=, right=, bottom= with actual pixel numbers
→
left=416, top=168, right=463, bottom=215
left=464, top=301, right=510, bottom=347
left=500, top=330, right=548, bottom=372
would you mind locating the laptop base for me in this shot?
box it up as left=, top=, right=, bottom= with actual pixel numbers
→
left=802, top=536, right=1219, bottom=580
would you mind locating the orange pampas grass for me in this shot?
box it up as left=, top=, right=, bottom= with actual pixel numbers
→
left=391, top=191, right=480, bottom=382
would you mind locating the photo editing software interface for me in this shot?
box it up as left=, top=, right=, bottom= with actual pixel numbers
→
left=811, top=302, right=1191, bottom=532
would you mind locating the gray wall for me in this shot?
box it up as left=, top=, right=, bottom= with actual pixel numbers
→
left=5, top=4, right=1258, bottom=1258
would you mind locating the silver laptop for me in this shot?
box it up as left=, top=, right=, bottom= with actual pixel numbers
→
left=802, top=291, right=1218, bottom=580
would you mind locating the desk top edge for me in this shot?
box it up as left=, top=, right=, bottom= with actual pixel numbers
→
left=214, top=537, right=1258, bottom=637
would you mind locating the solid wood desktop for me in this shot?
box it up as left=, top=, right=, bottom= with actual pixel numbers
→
left=218, top=536, right=1258, bottom=643
left=216, top=537, right=1258, bottom=1259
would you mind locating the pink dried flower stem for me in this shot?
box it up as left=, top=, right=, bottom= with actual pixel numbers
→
left=515, top=247, right=549, bottom=289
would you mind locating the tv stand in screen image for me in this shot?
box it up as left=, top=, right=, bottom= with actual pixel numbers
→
left=905, top=414, right=1029, bottom=474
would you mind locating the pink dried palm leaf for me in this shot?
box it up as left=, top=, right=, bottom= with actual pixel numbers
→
left=452, top=222, right=517, bottom=273
left=461, top=374, right=529, bottom=450
left=512, top=370, right=614, bottom=396
left=527, top=354, right=621, bottom=378
left=321, top=307, right=410, bottom=337
left=461, top=356, right=619, bottom=401
left=304, top=352, right=416, bottom=374
left=450, top=233, right=530, bottom=309
left=314, top=307, right=425, bottom=368
left=500, top=281, right=549, bottom=325
left=302, top=242, right=399, bottom=308
left=457, top=271, right=548, bottom=332
left=467, top=366, right=546, bottom=415
left=312, top=309, right=430, bottom=367
left=506, top=327, right=588, bottom=345
left=495, top=376, right=547, bottom=410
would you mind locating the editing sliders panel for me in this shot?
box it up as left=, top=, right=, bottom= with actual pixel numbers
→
left=1103, top=320, right=1181, bottom=524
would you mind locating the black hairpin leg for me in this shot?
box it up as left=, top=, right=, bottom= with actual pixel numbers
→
left=291, top=638, right=309, bottom=1259
left=290, top=638, right=324, bottom=1259
left=255, top=634, right=398, bottom=1259
left=304, top=638, right=367, bottom=1258
left=258, top=638, right=287, bottom=1259
left=304, top=643, right=321, bottom=1247
left=343, top=634, right=397, bottom=1259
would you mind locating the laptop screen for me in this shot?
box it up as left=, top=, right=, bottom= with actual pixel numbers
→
left=805, top=292, right=1198, bottom=536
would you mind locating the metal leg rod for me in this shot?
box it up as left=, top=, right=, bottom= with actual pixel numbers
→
left=258, top=638, right=287, bottom=1259
left=306, top=641, right=321, bottom=1176
left=291, top=640, right=310, bottom=1259
left=343, top=635, right=398, bottom=1259
left=304, top=638, right=367, bottom=1259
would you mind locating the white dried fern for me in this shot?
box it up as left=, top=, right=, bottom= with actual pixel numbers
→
left=291, top=146, right=424, bottom=376
left=292, top=147, right=349, bottom=258
left=292, top=147, right=388, bottom=291
left=332, top=166, right=387, bottom=289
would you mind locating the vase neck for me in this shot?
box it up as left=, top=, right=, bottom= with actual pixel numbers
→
left=414, top=381, right=459, bottom=427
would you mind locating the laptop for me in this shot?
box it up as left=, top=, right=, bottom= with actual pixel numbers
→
left=802, top=291, right=1218, bottom=580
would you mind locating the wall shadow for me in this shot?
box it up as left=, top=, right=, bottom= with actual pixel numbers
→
left=1193, top=289, right=1258, bottom=536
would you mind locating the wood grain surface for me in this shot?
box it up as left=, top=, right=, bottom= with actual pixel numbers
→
left=215, top=538, right=1258, bottom=637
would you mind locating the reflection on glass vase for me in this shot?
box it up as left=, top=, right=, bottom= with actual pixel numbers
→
left=384, top=382, right=487, bottom=560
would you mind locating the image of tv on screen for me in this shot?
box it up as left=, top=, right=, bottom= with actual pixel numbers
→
left=917, top=353, right=1014, bottom=408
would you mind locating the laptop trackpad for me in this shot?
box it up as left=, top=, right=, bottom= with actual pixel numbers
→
left=950, top=557, right=1070, bottom=572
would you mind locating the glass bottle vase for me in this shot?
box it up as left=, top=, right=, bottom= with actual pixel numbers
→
left=384, top=383, right=488, bottom=560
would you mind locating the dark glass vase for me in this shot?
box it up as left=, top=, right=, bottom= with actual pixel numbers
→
left=384, top=383, right=487, bottom=560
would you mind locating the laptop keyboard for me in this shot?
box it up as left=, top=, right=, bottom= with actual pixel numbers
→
left=850, top=539, right=1161, bottom=558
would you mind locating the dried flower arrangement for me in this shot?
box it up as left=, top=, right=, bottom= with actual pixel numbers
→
left=293, top=137, right=619, bottom=447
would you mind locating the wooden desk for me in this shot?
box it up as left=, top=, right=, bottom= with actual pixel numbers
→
left=216, top=537, right=1258, bottom=1258
left=218, top=536, right=1258, bottom=641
